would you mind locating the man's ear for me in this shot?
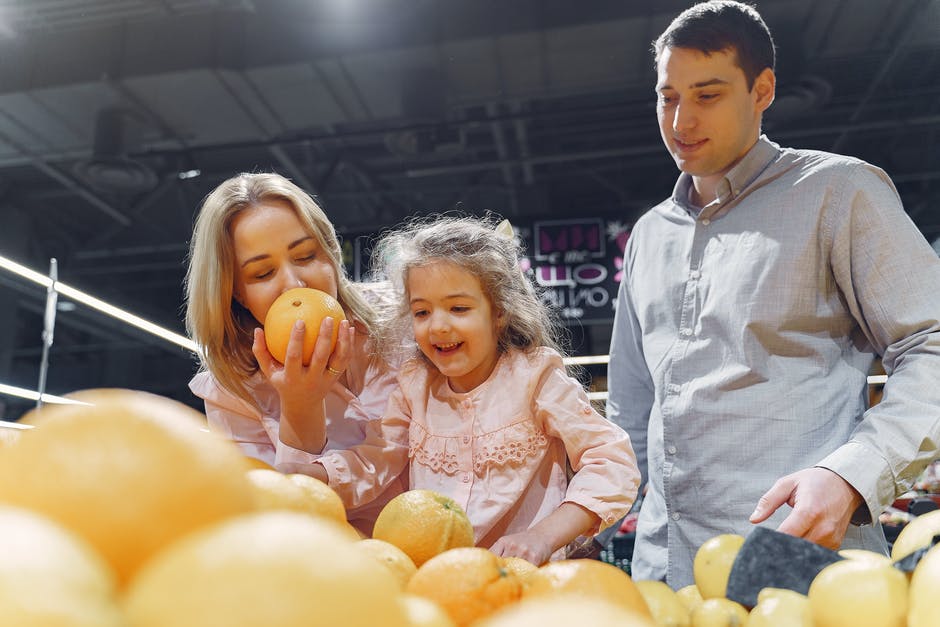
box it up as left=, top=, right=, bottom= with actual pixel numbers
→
left=753, top=67, right=776, bottom=114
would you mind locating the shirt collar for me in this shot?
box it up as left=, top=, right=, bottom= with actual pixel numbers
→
left=671, top=135, right=781, bottom=216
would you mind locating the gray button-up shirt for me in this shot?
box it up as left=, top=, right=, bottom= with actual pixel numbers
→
left=607, top=136, right=940, bottom=588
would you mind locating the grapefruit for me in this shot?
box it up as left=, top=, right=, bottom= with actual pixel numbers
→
left=264, top=287, right=345, bottom=364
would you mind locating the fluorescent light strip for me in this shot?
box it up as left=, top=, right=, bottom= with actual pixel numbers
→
left=0, top=382, right=88, bottom=406
left=0, top=254, right=198, bottom=353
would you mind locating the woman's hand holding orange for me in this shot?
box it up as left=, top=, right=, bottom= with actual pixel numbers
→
left=253, top=316, right=355, bottom=454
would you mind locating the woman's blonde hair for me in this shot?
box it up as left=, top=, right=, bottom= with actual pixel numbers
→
left=185, top=172, right=376, bottom=407
left=372, top=215, right=564, bottom=365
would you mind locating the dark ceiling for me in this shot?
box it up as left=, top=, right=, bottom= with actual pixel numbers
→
left=0, top=0, right=938, bottom=419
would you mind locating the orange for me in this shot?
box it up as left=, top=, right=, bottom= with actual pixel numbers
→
left=264, top=287, right=346, bottom=364
left=354, top=538, right=418, bottom=589
left=807, top=558, right=907, bottom=627
left=0, top=424, right=23, bottom=449
left=372, top=489, right=475, bottom=567
left=0, top=504, right=123, bottom=626
left=475, top=593, right=655, bottom=627
left=525, top=559, right=652, bottom=618
left=406, top=547, right=523, bottom=626
left=124, top=511, right=409, bottom=627
left=243, top=455, right=276, bottom=471
left=0, top=388, right=255, bottom=586
left=400, top=594, right=458, bottom=627
left=246, top=468, right=347, bottom=525
left=692, top=533, right=745, bottom=599
left=501, top=556, right=539, bottom=587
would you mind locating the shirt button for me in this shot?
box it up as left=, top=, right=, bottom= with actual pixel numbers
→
left=680, top=328, right=693, bottom=337
left=701, top=218, right=711, bottom=225
left=462, top=473, right=471, bottom=483
left=667, top=445, right=677, bottom=454
left=672, top=512, right=681, bottom=521
left=462, top=435, right=471, bottom=444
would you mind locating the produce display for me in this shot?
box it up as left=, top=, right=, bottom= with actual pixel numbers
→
left=0, top=389, right=936, bottom=626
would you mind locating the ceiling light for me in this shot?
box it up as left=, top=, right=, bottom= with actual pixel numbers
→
left=0, top=254, right=198, bottom=353
left=0, top=382, right=88, bottom=406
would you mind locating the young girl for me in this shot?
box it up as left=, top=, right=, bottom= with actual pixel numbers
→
left=185, top=172, right=404, bottom=533
left=311, top=216, right=640, bottom=564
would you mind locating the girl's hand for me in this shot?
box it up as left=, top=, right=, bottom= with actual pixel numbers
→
left=489, top=531, right=554, bottom=566
left=490, top=503, right=598, bottom=566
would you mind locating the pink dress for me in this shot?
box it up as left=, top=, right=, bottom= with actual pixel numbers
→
left=189, top=332, right=405, bottom=534
left=319, top=346, right=640, bottom=549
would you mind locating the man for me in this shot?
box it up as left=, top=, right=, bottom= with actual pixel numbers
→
left=607, top=0, right=940, bottom=588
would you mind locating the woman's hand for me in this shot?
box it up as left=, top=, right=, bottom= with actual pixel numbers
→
left=253, top=316, right=355, bottom=454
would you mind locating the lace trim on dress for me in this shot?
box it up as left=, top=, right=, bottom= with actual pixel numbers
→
left=408, top=419, right=549, bottom=476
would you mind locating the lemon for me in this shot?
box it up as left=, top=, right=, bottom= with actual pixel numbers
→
left=692, top=534, right=744, bottom=599
left=676, top=584, right=704, bottom=614
left=837, top=548, right=892, bottom=565
left=908, top=543, right=940, bottom=627
left=747, top=588, right=811, bottom=627
left=635, top=579, right=691, bottom=627
left=890, top=509, right=940, bottom=561
left=690, top=597, right=748, bottom=627
left=807, top=558, right=907, bottom=627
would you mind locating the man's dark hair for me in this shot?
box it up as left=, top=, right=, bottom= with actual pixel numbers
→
left=653, top=0, right=775, bottom=89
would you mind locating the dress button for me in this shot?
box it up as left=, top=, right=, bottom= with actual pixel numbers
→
left=667, top=383, right=681, bottom=394
left=690, top=269, right=701, bottom=280
left=462, top=399, right=472, bottom=409
left=462, top=473, right=471, bottom=483
left=680, top=328, right=693, bottom=337
left=701, top=218, right=711, bottom=225
left=462, top=435, right=471, bottom=444
left=667, top=445, right=677, bottom=455
left=672, top=512, right=681, bottom=521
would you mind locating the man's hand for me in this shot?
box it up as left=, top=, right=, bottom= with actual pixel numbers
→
left=749, top=467, right=864, bottom=549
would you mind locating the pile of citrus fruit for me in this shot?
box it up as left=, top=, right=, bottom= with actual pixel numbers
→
left=648, top=521, right=940, bottom=627
left=0, top=389, right=654, bottom=626
left=2, top=388, right=935, bottom=626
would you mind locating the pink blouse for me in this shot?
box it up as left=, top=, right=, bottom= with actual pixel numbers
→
left=188, top=332, right=405, bottom=533
left=319, top=347, right=640, bottom=548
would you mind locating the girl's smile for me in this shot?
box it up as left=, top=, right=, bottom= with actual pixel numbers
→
left=407, top=261, right=503, bottom=393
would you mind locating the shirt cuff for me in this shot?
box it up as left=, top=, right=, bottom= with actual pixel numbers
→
left=563, top=495, right=631, bottom=536
left=315, top=453, right=353, bottom=502
left=816, top=441, right=894, bottom=526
